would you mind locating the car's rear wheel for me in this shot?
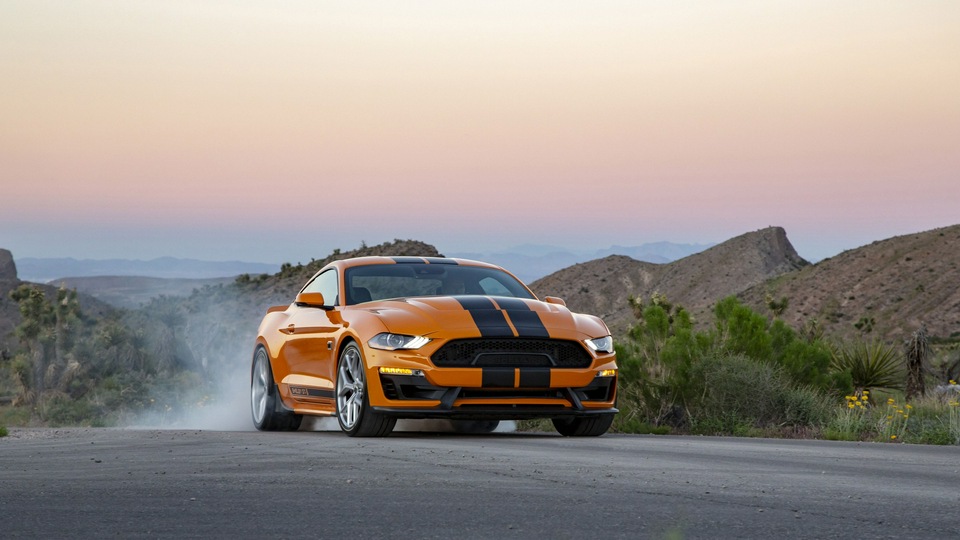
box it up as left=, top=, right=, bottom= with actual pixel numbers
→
left=336, top=343, right=396, bottom=437
left=251, top=346, right=302, bottom=431
left=552, top=414, right=615, bottom=437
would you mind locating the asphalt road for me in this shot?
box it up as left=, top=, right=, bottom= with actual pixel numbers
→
left=1, top=428, right=958, bottom=539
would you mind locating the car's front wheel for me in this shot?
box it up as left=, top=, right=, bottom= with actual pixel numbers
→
left=552, top=414, right=614, bottom=437
left=251, top=346, right=302, bottom=431
left=336, top=343, right=396, bottom=437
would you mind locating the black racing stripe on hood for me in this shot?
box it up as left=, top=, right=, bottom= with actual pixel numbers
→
left=454, top=296, right=514, bottom=337
left=494, top=298, right=550, bottom=338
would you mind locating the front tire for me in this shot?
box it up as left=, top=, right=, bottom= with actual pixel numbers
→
left=251, top=346, right=302, bottom=431
left=552, top=414, right=614, bottom=437
left=336, top=343, right=396, bottom=437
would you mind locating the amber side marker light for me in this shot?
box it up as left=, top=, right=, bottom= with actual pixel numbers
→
left=379, top=367, right=424, bottom=376
left=596, top=369, right=617, bottom=378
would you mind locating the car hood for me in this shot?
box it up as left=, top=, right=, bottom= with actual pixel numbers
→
left=351, top=295, right=609, bottom=340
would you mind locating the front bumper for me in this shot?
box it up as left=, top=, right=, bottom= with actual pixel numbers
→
left=371, top=405, right=618, bottom=421
left=372, top=370, right=617, bottom=420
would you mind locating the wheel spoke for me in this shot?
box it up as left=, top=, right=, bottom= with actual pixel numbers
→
left=346, top=395, right=357, bottom=425
left=348, top=353, right=361, bottom=379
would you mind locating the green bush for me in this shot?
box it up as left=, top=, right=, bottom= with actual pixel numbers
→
left=0, top=406, right=31, bottom=427
left=685, top=352, right=831, bottom=435
left=43, top=395, right=97, bottom=427
left=0, top=426, right=8, bottom=437
left=715, top=297, right=850, bottom=394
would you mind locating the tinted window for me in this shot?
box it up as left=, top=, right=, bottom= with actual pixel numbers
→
left=301, top=269, right=339, bottom=306
left=344, top=263, right=534, bottom=305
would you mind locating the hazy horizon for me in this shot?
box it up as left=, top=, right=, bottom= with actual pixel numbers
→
left=3, top=1, right=958, bottom=265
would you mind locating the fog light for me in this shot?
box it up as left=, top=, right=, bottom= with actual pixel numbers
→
left=596, top=369, right=617, bottom=378
left=379, top=367, right=424, bottom=376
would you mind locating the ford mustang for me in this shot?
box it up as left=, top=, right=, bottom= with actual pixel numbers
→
left=251, top=256, right=617, bottom=436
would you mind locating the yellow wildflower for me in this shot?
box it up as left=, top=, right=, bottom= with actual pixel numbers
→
left=949, top=380, right=957, bottom=385
left=890, top=435, right=897, bottom=440
left=905, top=404, right=913, bottom=410
left=887, top=398, right=895, bottom=405
left=848, top=403, right=855, bottom=409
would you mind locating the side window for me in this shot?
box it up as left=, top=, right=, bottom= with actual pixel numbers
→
left=301, top=270, right=339, bottom=306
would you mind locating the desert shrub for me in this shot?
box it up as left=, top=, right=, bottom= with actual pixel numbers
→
left=43, top=395, right=97, bottom=426
left=617, top=296, right=847, bottom=432
left=714, top=297, right=773, bottom=361
left=685, top=352, right=831, bottom=435
left=781, top=384, right=834, bottom=426
left=0, top=426, right=8, bottom=437
left=0, top=406, right=31, bottom=427
left=616, top=301, right=710, bottom=425
left=831, top=340, right=904, bottom=392
left=715, top=297, right=851, bottom=394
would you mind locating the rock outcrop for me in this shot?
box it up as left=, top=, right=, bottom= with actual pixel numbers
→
left=0, top=249, right=17, bottom=282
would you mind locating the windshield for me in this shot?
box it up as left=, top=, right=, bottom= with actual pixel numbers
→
left=343, top=263, right=535, bottom=305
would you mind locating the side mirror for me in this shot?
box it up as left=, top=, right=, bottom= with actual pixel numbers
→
left=544, top=296, right=566, bottom=307
left=295, top=291, right=327, bottom=308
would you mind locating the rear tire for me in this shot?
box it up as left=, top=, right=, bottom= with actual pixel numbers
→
left=552, top=414, right=614, bottom=437
left=336, top=343, right=396, bottom=437
left=251, top=346, right=303, bottom=431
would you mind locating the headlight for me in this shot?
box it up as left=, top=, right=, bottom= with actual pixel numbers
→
left=368, top=333, right=430, bottom=351
left=584, top=335, right=614, bottom=354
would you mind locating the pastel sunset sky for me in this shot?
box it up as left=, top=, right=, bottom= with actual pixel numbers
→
left=2, top=1, right=958, bottom=264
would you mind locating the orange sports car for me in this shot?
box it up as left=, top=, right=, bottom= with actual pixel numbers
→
left=251, top=256, right=617, bottom=436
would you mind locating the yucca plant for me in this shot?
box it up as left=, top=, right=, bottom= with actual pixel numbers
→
left=831, top=340, right=905, bottom=393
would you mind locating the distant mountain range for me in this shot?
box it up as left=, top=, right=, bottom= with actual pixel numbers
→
left=14, top=242, right=711, bottom=285
left=15, top=256, right=280, bottom=283
left=448, top=241, right=713, bottom=282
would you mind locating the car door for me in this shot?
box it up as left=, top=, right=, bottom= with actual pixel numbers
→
left=279, top=269, right=342, bottom=394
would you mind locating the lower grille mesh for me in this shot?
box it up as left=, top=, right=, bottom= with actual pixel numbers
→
left=431, top=338, right=592, bottom=368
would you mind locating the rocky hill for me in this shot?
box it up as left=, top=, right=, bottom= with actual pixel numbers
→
left=530, top=227, right=809, bottom=335
left=738, top=224, right=960, bottom=342
left=0, top=249, right=20, bottom=357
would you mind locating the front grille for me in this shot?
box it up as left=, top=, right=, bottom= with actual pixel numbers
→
left=431, top=338, right=592, bottom=368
